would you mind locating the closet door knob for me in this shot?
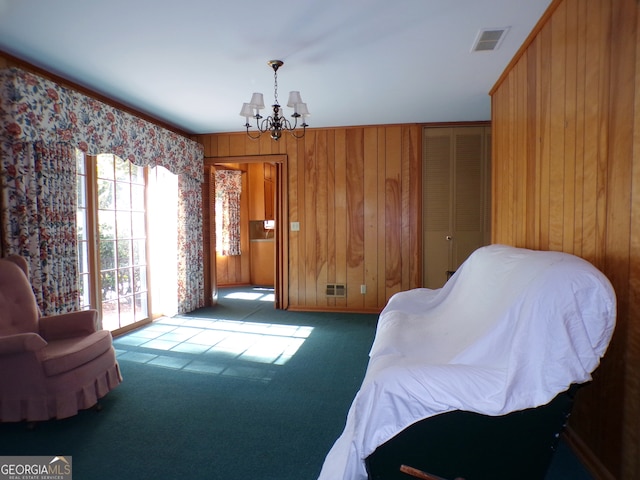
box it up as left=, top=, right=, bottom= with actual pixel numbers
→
left=446, top=235, right=452, bottom=241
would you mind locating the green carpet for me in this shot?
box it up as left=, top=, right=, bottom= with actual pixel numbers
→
left=0, top=287, right=378, bottom=480
left=0, top=286, right=592, bottom=479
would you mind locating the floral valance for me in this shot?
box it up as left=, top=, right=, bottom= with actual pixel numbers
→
left=0, top=67, right=203, bottom=182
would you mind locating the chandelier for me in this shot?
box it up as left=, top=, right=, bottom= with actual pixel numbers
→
left=239, top=60, right=310, bottom=141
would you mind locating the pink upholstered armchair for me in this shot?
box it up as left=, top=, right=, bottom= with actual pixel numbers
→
left=0, top=255, right=122, bottom=422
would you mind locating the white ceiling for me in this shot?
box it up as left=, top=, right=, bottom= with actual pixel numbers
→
left=0, top=0, right=551, bottom=135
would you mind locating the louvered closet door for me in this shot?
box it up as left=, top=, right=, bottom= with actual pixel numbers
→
left=423, top=129, right=453, bottom=289
left=423, top=126, right=490, bottom=289
left=452, top=128, right=487, bottom=272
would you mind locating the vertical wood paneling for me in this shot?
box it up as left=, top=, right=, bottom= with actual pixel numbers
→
left=296, top=135, right=307, bottom=304
left=490, top=0, right=640, bottom=477
left=326, top=131, right=337, bottom=308
left=515, top=58, right=527, bottom=246
left=491, top=92, right=503, bottom=242
left=595, top=0, right=612, bottom=270
left=405, top=125, right=421, bottom=290
left=258, top=134, right=272, bottom=155
left=287, top=136, right=300, bottom=306
left=401, top=126, right=418, bottom=291
left=229, top=135, right=246, bottom=156
left=573, top=0, right=587, bottom=257
left=376, top=129, right=388, bottom=307
left=627, top=8, right=640, bottom=478
left=346, top=128, right=365, bottom=307
left=549, top=3, right=567, bottom=252
left=400, top=126, right=412, bottom=290
left=607, top=1, right=637, bottom=477
left=334, top=130, right=348, bottom=309
left=526, top=45, right=538, bottom=248
left=564, top=0, right=578, bottom=254
left=217, top=135, right=230, bottom=157
left=315, top=130, right=329, bottom=306
left=581, top=0, right=602, bottom=263
left=385, top=127, right=402, bottom=299
left=506, top=74, right=517, bottom=243
left=363, top=127, right=379, bottom=309
left=196, top=124, right=421, bottom=313
left=304, top=131, right=318, bottom=305
left=539, top=21, right=553, bottom=251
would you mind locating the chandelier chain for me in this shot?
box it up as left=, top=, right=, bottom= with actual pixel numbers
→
left=273, top=69, right=279, bottom=106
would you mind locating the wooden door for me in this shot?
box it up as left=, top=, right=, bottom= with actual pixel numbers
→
left=423, top=126, right=490, bottom=289
left=423, top=129, right=453, bottom=288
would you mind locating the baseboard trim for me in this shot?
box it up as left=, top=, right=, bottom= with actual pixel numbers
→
left=563, top=427, right=616, bottom=480
left=286, top=305, right=381, bottom=314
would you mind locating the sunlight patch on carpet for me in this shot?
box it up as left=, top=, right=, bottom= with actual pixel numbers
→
left=114, top=315, right=314, bottom=383
left=224, top=292, right=264, bottom=300
left=222, top=287, right=275, bottom=303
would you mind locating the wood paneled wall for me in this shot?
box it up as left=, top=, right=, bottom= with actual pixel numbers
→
left=194, top=125, right=422, bottom=312
left=490, top=0, right=640, bottom=478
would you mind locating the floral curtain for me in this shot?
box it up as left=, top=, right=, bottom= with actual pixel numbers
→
left=177, top=174, right=204, bottom=312
left=0, top=141, right=78, bottom=314
left=0, top=67, right=204, bottom=314
left=215, top=170, right=242, bottom=256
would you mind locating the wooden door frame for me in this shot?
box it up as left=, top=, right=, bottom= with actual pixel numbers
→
left=204, top=155, right=288, bottom=309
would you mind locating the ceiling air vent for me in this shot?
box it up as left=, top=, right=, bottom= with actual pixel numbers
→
left=472, top=27, right=510, bottom=52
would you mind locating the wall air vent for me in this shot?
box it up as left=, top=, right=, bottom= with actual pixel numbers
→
left=326, top=284, right=346, bottom=297
left=472, top=27, right=510, bottom=52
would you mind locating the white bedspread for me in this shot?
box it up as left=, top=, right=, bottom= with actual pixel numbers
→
left=318, top=244, right=616, bottom=480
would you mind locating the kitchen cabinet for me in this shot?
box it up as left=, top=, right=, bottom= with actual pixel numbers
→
left=250, top=239, right=274, bottom=286
left=248, top=163, right=275, bottom=220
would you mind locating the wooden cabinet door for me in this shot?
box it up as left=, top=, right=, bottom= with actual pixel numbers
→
left=250, top=241, right=275, bottom=286
left=248, top=163, right=265, bottom=220
left=264, top=163, right=275, bottom=220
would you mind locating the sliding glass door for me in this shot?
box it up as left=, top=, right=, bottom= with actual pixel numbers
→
left=77, top=151, right=150, bottom=332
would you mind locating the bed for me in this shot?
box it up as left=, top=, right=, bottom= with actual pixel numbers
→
left=317, top=245, right=616, bottom=480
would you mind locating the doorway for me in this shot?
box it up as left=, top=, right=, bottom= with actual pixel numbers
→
left=204, top=155, right=288, bottom=309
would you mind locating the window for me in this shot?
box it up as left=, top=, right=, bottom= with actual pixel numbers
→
left=76, top=149, right=92, bottom=311
left=214, top=169, right=242, bottom=256
left=77, top=151, right=150, bottom=332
